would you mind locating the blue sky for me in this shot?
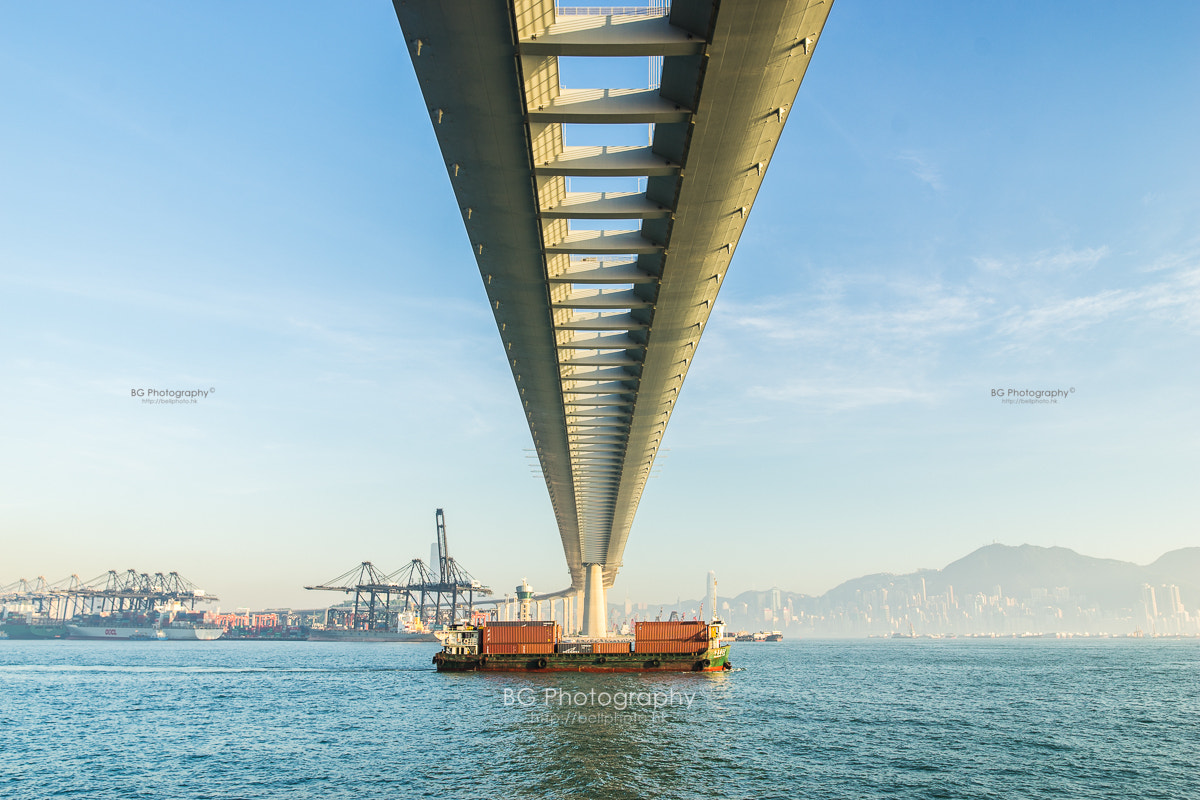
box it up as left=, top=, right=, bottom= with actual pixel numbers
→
left=1, top=2, right=1197, bottom=610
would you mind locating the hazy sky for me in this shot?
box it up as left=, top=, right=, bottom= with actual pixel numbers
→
left=1, top=2, right=1197, bottom=610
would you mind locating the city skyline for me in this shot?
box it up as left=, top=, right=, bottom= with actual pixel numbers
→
left=2, top=3, right=1198, bottom=610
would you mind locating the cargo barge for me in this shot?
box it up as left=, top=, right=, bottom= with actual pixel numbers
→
left=433, top=619, right=733, bottom=673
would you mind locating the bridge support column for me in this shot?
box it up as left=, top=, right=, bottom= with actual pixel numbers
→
left=582, top=563, right=607, bottom=638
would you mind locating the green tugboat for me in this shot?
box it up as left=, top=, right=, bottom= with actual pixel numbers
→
left=433, top=619, right=734, bottom=673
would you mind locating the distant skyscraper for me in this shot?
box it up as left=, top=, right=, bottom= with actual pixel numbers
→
left=707, top=571, right=718, bottom=623
left=1162, top=585, right=1183, bottom=616
left=430, top=542, right=440, bottom=582
left=1142, top=584, right=1159, bottom=630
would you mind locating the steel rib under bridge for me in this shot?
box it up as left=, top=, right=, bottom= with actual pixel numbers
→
left=392, top=0, right=831, bottom=634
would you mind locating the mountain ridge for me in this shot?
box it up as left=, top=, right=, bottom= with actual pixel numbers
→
left=726, top=543, right=1199, bottom=614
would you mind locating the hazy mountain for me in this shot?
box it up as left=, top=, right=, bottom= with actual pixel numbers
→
left=626, top=543, right=1198, bottom=630
left=813, top=544, right=1197, bottom=612
left=1148, top=547, right=1200, bottom=586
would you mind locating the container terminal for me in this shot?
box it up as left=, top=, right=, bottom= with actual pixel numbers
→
left=301, top=509, right=491, bottom=641
left=0, top=570, right=221, bottom=640
left=2, top=511, right=734, bottom=664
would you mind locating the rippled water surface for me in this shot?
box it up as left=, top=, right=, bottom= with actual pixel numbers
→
left=2, top=639, right=1197, bottom=799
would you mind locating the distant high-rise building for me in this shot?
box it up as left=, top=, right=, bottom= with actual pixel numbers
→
left=1162, top=584, right=1183, bottom=616
left=1142, top=584, right=1159, bottom=629
left=707, top=571, right=718, bottom=622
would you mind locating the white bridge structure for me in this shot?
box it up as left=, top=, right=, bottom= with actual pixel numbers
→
left=392, top=0, right=832, bottom=635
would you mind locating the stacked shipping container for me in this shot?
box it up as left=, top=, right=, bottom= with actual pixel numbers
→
left=480, top=622, right=560, bottom=655
left=633, top=621, right=710, bottom=654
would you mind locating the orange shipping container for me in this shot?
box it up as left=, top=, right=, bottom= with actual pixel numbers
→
left=482, top=623, right=560, bottom=645
left=593, top=641, right=631, bottom=654
left=634, top=621, right=708, bottom=642
left=488, top=627, right=558, bottom=645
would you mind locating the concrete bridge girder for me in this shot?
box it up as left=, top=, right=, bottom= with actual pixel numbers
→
left=393, top=0, right=833, bottom=607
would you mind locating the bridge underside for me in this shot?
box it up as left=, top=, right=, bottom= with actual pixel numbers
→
left=393, top=0, right=832, bottom=628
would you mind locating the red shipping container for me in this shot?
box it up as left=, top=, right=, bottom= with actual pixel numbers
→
left=517, top=644, right=554, bottom=655
left=593, top=641, right=631, bottom=654
left=483, top=644, right=520, bottom=654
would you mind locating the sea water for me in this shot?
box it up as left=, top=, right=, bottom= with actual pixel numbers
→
left=1, top=638, right=1196, bottom=799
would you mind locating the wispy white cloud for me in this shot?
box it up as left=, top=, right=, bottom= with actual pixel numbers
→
left=707, top=245, right=1200, bottom=412
left=973, top=245, right=1109, bottom=276
left=996, top=288, right=1135, bottom=338
left=728, top=279, right=984, bottom=348
left=748, top=381, right=936, bottom=411
left=897, top=151, right=945, bottom=191
left=997, top=259, right=1200, bottom=340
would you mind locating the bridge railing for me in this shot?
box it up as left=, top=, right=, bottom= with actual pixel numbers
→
left=555, top=5, right=669, bottom=16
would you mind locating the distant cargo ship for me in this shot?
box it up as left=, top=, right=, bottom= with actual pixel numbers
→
left=308, top=629, right=437, bottom=643
left=64, top=610, right=224, bottom=641
left=734, top=630, right=783, bottom=642
left=1, top=615, right=67, bottom=640
left=66, top=620, right=167, bottom=640
left=160, top=622, right=224, bottom=641
left=159, top=610, right=224, bottom=640
left=434, top=620, right=733, bottom=672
